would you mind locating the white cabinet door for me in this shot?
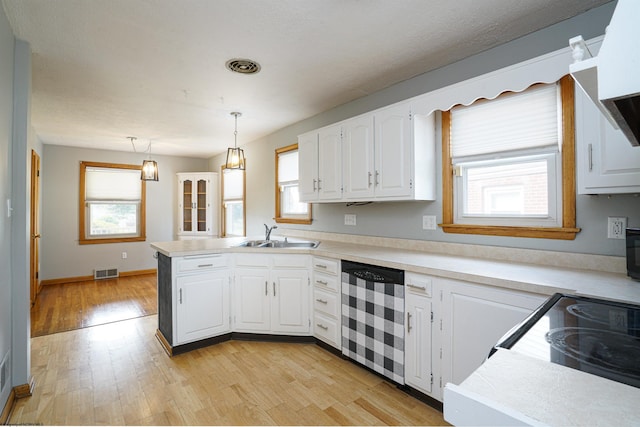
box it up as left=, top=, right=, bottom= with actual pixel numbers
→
left=405, top=291, right=433, bottom=395
left=234, top=267, right=271, bottom=332
left=298, top=131, right=319, bottom=201
left=318, top=124, right=343, bottom=200
left=440, top=279, right=545, bottom=387
left=176, top=269, right=230, bottom=344
left=343, top=115, right=375, bottom=199
left=271, top=268, right=310, bottom=334
left=375, top=103, right=412, bottom=198
left=576, top=87, right=640, bottom=194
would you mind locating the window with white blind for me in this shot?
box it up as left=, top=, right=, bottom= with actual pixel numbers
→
left=79, top=161, right=146, bottom=244
left=442, top=75, right=579, bottom=239
left=221, top=166, right=245, bottom=237
left=275, top=144, right=311, bottom=224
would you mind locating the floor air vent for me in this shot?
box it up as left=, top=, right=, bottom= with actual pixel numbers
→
left=94, top=268, right=119, bottom=280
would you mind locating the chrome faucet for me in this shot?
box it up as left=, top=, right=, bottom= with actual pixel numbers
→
left=264, top=223, right=277, bottom=240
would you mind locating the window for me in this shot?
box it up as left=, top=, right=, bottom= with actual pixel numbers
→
left=275, top=144, right=312, bottom=224
left=221, top=165, right=246, bottom=236
left=79, top=161, right=146, bottom=244
left=442, top=75, right=579, bottom=240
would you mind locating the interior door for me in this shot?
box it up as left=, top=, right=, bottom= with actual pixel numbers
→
left=30, top=149, right=41, bottom=305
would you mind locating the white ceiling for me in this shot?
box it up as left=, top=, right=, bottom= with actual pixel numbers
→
left=2, top=0, right=610, bottom=158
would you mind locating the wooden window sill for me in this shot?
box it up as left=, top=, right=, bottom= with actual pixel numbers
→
left=440, top=224, right=581, bottom=240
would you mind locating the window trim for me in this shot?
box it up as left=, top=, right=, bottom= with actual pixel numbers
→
left=441, top=75, right=580, bottom=240
left=221, top=163, right=247, bottom=237
left=79, top=161, right=146, bottom=245
left=275, top=143, right=312, bottom=225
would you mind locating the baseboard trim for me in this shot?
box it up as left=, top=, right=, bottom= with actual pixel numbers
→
left=0, top=378, right=35, bottom=425
left=155, top=329, right=173, bottom=357
left=41, top=269, right=157, bottom=286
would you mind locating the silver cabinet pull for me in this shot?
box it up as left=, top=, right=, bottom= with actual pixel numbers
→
left=313, top=179, right=317, bottom=192
left=588, top=143, right=593, bottom=171
left=317, top=179, right=322, bottom=191
left=179, top=288, right=183, bottom=304
left=315, top=298, right=328, bottom=304
left=315, top=264, right=327, bottom=269
left=407, top=284, right=427, bottom=291
left=265, top=281, right=268, bottom=296
left=407, top=312, right=412, bottom=333
left=197, top=264, right=213, bottom=268
left=273, top=282, right=276, bottom=297
left=368, top=171, right=372, bottom=188
left=316, top=323, right=328, bottom=330
left=375, top=170, right=380, bottom=186
left=316, top=280, right=328, bottom=285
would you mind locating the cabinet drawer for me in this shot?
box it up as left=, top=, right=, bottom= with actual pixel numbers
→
left=272, top=254, right=309, bottom=269
left=313, top=312, right=340, bottom=348
left=313, top=289, right=339, bottom=317
left=235, top=254, right=269, bottom=268
left=313, top=257, right=338, bottom=275
left=405, top=272, right=432, bottom=297
left=313, top=271, right=339, bottom=292
left=177, top=254, right=226, bottom=273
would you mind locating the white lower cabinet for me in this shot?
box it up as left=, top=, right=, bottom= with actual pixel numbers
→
left=439, top=278, right=546, bottom=389
left=311, top=257, right=341, bottom=349
left=234, top=254, right=310, bottom=335
left=404, top=272, right=434, bottom=396
left=173, top=254, right=231, bottom=345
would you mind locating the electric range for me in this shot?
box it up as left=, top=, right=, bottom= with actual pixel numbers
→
left=493, top=293, right=640, bottom=389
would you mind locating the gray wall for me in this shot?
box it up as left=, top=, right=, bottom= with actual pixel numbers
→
left=40, top=145, right=209, bottom=280
left=0, top=1, right=14, bottom=409
left=212, top=1, right=638, bottom=257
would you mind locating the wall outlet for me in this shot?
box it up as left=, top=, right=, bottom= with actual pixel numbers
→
left=422, top=215, right=437, bottom=230
left=121, top=251, right=128, bottom=259
left=344, top=214, right=357, bottom=226
left=607, top=217, right=627, bottom=239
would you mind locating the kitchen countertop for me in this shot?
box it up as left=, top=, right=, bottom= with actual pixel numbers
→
left=150, top=236, right=640, bottom=305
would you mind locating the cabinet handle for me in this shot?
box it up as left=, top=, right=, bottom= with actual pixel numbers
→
left=317, top=179, right=322, bottom=191
left=313, top=179, right=317, bottom=192
left=368, top=171, right=372, bottom=188
left=407, top=284, right=427, bottom=291
left=407, top=312, right=412, bottom=333
left=375, top=170, right=380, bottom=186
left=197, top=264, right=213, bottom=268
left=273, top=282, right=276, bottom=296
left=316, top=323, right=328, bottom=330
left=315, top=298, right=328, bottom=304
left=316, top=280, right=328, bottom=285
left=179, top=288, right=183, bottom=304
left=315, top=264, right=327, bottom=269
left=588, top=143, right=593, bottom=171
left=265, top=281, right=268, bottom=296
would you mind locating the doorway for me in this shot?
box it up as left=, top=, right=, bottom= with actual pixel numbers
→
left=29, top=149, right=40, bottom=306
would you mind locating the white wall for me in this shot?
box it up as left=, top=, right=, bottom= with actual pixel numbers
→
left=211, top=2, right=638, bottom=258
left=40, top=145, right=209, bottom=280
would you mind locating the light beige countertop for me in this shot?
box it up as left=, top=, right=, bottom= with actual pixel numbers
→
left=150, top=236, right=640, bottom=305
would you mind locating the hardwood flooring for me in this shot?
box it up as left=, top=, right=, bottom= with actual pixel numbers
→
left=11, top=315, right=448, bottom=425
left=31, top=273, right=158, bottom=337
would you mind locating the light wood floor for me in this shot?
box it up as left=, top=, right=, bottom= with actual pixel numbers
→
left=31, top=273, right=158, bottom=337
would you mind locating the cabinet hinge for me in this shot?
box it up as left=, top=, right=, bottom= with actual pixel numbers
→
left=430, top=311, right=434, bottom=323
left=409, top=111, right=412, bottom=121
left=439, top=377, right=442, bottom=388
left=409, top=178, right=413, bottom=189
left=308, top=318, right=311, bottom=327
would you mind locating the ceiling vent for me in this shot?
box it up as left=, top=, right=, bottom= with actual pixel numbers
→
left=225, top=58, right=261, bottom=75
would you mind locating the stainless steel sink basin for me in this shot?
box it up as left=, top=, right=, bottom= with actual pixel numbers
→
left=235, top=239, right=320, bottom=249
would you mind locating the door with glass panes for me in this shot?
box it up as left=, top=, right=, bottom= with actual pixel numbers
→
left=177, top=172, right=218, bottom=239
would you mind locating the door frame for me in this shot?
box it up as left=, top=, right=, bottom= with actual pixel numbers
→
left=30, top=149, right=41, bottom=305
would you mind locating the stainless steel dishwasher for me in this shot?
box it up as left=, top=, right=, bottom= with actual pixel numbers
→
left=341, top=260, right=405, bottom=384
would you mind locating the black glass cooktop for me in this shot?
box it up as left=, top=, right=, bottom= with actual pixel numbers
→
left=494, top=293, right=640, bottom=389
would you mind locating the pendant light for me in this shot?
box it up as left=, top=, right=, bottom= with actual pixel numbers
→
left=129, top=137, right=159, bottom=181
left=225, top=112, right=246, bottom=170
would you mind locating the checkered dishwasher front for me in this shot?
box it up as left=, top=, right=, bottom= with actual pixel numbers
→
left=341, top=263, right=405, bottom=384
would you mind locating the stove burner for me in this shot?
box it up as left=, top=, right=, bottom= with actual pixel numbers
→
left=545, top=327, right=640, bottom=379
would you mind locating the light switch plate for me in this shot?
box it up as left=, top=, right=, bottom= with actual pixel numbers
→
left=423, top=215, right=437, bottom=230
left=344, top=214, right=357, bottom=226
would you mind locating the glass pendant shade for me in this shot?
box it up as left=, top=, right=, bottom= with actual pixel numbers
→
left=225, top=147, right=245, bottom=170
left=141, top=159, right=159, bottom=181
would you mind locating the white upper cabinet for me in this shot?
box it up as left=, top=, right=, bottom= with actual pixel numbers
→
left=300, top=101, right=436, bottom=203
left=575, top=85, right=640, bottom=194
left=298, top=124, right=343, bottom=202
left=177, top=172, right=219, bottom=239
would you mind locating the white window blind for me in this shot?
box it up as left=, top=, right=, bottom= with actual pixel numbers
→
left=85, top=167, right=141, bottom=201
left=450, top=83, right=560, bottom=159
left=223, top=169, right=244, bottom=200
left=278, top=150, right=299, bottom=183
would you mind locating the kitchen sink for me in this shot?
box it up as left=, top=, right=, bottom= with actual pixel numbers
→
left=235, top=239, right=320, bottom=249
